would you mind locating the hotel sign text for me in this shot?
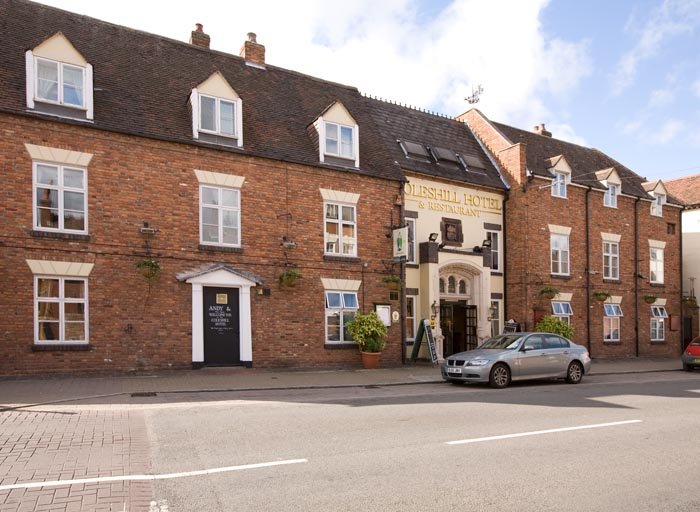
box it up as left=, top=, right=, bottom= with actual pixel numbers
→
left=404, top=183, right=501, bottom=217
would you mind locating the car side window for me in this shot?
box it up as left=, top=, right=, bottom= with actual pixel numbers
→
left=523, top=335, right=544, bottom=350
left=544, top=335, right=563, bottom=349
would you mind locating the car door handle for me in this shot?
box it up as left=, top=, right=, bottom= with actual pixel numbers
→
left=563, top=351, right=569, bottom=354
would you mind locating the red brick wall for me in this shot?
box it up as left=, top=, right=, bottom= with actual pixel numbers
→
left=0, top=113, right=402, bottom=375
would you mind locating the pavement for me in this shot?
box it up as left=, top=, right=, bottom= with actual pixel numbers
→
left=0, top=356, right=684, bottom=411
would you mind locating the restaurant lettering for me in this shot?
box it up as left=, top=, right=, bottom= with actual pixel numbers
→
left=403, top=183, right=501, bottom=217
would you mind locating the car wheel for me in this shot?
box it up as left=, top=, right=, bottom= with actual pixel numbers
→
left=489, top=363, right=511, bottom=389
left=566, top=361, right=584, bottom=384
left=683, top=363, right=693, bottom=372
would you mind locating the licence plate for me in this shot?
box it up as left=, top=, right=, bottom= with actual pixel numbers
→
left=447, top=367, right=462, bottom=374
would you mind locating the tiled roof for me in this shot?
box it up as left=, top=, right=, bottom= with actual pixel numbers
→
left=493, top=122, right=681, bottom=204
left=366, top=98, right=507, bottom=190
left=665, top=174, right=700, bottom=207
left=0, top=0, right=401, bottom=182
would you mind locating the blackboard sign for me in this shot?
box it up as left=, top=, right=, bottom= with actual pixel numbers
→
left=503, top=320, right=520, bottom=334
left=410, top=319, right=439, bottom=364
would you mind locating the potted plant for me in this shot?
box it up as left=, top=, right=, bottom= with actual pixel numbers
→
left=382, top=275, right=401, bottom=291
left=643, top=294, right=657, bottom=304
left=346, top=311, right=388, bottom=369
left=683, top=296, right=697, bottom=308
left=136, top=258, right=160, bottom=281
left=539, top=285, right=559, bottom=300
left=279, top=268, right=301, bottom=287
left=592, top=291, right=611, bottom=302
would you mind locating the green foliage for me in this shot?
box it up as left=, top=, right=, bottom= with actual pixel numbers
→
left=534, top=315, right=574, bottom=339
left=136, top=258, right=160, bottom=280
left=346, top=312, right=387, bottom=353
left=279, top=268, right=302, bottom=286
left=592, top=291, right=611, bottom=302
left=643, top=294, right=657, bottom=304
left=382, top=275, right=401, bottom=284
left=539, top=285, right=559, bottom=298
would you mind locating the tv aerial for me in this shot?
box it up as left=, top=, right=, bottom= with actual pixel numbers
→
left=466, top=84, right=484, bottom=104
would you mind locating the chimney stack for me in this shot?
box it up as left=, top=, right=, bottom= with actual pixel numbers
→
left=189, top=23, right=210, bottom=49
left=533, top=123, right=552, bottom=137
left=240, top=32, right=265, bottom=66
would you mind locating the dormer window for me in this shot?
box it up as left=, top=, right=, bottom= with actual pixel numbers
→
left=36, top=58, right=84, bottom=107
left=315, top=102, right=359, bottom=167
left=604, top=184, right=618, bottom=208
left=325, top=122, right=354, bottom=159
left=25, top=33, right=93, bottom=120
left=552, top=171, right=568, bottom=198
left=190, top=72, right=243, bottom=148
left=546, top=156, right=572, bottom=199
left=651, top=193, right=665, bottom=217
left=199, top=94, right=236, bottom=137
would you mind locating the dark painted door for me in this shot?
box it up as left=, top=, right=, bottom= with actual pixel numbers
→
left=464, top=305, right=478, bottom=351
left=203, top=287, right=240, bottom=365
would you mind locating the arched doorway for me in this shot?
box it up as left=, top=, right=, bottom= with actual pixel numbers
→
left=439, top=264, right=481, bottom=357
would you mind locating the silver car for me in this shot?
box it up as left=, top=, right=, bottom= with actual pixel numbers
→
left=441, top=332, right=592, bottom=388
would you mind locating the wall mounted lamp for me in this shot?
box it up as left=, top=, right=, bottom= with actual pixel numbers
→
left=428, top=232, right=439, bottom=242
left=430, top=300, right=439, bottom=316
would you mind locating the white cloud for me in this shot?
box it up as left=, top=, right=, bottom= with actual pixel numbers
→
left=38, top=0, right=591, bottom=138
left=649, top=88, right=675, bottom=107
left=612, top=0, right=700, bottom=95
left=652, top=119, right=685, bottom=144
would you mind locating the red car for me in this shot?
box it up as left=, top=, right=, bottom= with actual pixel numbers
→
left=682, top=337, right=700, bottom=371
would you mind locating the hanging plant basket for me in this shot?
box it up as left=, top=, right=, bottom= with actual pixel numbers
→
left=593, top=291, right=611, bottom=302
left=683, top=296, right=697, bottom=308
left=643, top=294, right=657, bottom=304
left=539, top=285, right=559, bottom=300
left=279, top=268, right=302, bottom=287
left=136, top=258, right=161, bottom=281
left=383, top=275, right=401, bottom=291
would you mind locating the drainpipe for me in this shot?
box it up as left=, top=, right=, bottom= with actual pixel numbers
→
left=399, top=182, right=406, bottom=365
left=585, top=187, right=592, bottom=355
left=634, top=197, right=640, bottom=357
left=502, top=193, right=509, bottom=327
left=679, top=206, right=684, bottom=352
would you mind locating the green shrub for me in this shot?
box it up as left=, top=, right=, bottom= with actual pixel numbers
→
left=534, top=315, right=574, bottom=339
left=346, top=312, right=387, bottom=353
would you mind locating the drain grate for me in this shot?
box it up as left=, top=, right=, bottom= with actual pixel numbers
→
left=130, top=392, right=158, bottom=397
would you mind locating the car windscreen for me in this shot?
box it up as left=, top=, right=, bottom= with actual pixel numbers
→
left=480, top=335, right=523, bottom=350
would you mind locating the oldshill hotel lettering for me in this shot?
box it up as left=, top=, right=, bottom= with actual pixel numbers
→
left=404, top=183, right=501, bottom=217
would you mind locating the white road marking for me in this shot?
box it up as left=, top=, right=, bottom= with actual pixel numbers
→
left=446, top=420, right=642, bottom=445
left=0, top=459, right=308, bottom=491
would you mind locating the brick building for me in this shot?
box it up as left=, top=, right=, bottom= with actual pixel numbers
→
left=0, top=0, right=409, bottom=375
left=462, top=109, right=683, bottom=358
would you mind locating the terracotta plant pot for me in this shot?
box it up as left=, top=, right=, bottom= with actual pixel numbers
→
left=360, top=351, right=381, bottom=369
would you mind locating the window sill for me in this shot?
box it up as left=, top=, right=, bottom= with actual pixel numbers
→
left=490, top=271, right=504, bottom=276
left=550, top=274, right=572, bottom=280
left=199, top=244, right=243, bottom=254
left=33, top=343, right=90, bottom=352
left=31, top=230, right=90, bottom=242
left=324, top=343, right=357, bottom=350
left=603, top=341, right=621, bottom=345
left=406, top=263, right=419, bottom=269
left=649, top=283, right=665, bottom=288
left=323, top=255, right=361, bottom=263
left=650, top=340, right=666, bottom=344
left=603, top=279, right=620, bottom=284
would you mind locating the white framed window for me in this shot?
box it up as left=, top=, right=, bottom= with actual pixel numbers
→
left=650, top=306, right=667, bottom=341
left=406, top=218, right=417, bottom=264
left=324, top=122, right=355, bottom=160
left=550, top=234, right=570, bottom=275
left=324, top=202, right=356, bottom=256
left=604, top=184, right=618, bottom=208
left=650, top=247, right=664, bottom=284
left=490, top=300, right=502, bottom=337
left=603, top=304, right=622, bottom=342
left=487, top=231, right=501, bottom=271
left=33, top=162, right=87, bottom=233
left=35, top=57, right=85, bottom=108
left=651, top=193, right=665, bottom=217
left=552, top=171, right=568, bottom=198
left=603, top=241, right=619, bottom=280
left=406, top=295, right=418, bottom=341
left=200, top=185, right=241, bottom=246
left=34, top=276, right=88, bottom=344
left=199, top=94, right=237, bottom=137
left=325, top=291, right=358, bottom=343
left=552, top=301, right=573, bottom=324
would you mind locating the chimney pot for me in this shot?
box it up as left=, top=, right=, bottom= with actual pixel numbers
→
left=189, top=23, right=210, bottom=49
left=533, top=123, right=552, bottom=137
left=240, top=32, right=265, bottom=67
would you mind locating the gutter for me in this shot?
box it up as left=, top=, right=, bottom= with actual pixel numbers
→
left=634, top=197, right=640, bottom=357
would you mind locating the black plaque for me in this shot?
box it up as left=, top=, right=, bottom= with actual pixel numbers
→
left=203, top=287, right=240, bottom=365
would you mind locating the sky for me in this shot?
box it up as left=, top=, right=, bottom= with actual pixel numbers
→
left=37, top=0, right=700, bottom=182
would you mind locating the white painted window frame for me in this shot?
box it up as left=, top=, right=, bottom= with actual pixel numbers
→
left=603, top=241, right=619, bottom=280
left=406, top=295, right=418, bottom=341
left=550, top=233, right=570, bottom=276
left=406, top=218, right=417, bottom=264
left=552, top=301, right=573, bottom=324
left=490, top=299, right=502, bottom=337
left=651, top=194, right=665, bottom=217
left=324, top=201, right=357, bottom=257
left=198, top=93, right=237, bottom=138
left=551, top=171, right=568, bottom=198
left=603, top=303, right=622, bottom=342
left=34, top=276, right=89, bottom=345
left=199, top=185, right=241, bottom=247
left=32, top=161, right=88, bottom=234
left=649, top=247, right=664, bottom=284
left=323, top=120, right=358, bottom=164
left=487, top=230, right=501, bottom=271
left=324, top=290, right=359, bottom=343
left=604, top=184, right=618, bottom=208
left=34, top=56, right=86, bottom=109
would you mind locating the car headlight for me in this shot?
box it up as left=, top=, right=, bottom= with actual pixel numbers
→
left=466, top=359, right=489, bottom=366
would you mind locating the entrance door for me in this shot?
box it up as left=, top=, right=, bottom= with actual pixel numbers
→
left=464, top=305, right=478, bottom=351
left=203, top=287, right=241, bottom=365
